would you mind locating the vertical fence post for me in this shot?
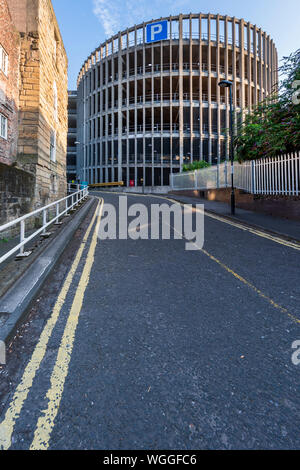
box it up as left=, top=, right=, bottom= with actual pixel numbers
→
left=291, top=152, right=295, bottom=196
left=194, top=171, right=197, bottom=190
left=56, top=203, right=60, bottom=223
left=42, top=209, right=47, bottom=235
left=251, top=160, right=256, bottom=194
left=55, top=202, right=62, bottom=225
left=217, top=163, right=220, bottom=189
left=296, top=152, right=299, bottom=196
left=20, top=220, right=25, bottom=255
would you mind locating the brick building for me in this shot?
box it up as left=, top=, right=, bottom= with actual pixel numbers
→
left=0, top=0, right=68, bottom=226
left=0, top=0, right=19, bottom=166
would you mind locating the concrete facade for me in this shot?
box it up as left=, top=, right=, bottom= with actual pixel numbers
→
left=67, top=90, right=77, bottom=182
left=77, top=13, right=278, bottom=188
left=0, top=0, right=68, bottom=227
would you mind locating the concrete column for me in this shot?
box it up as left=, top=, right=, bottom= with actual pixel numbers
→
left=224, top=16, right=229, bottom=160
left=189, top=14, right=193, bottom=162
left=216, top=14, right=221, bottom=163
left=118, top=32, right=123, bottom=182
left=207, top=14, right=212, bottom=164
left=199, top=13, right=203, bottom=161
left=247, top=24, right=251, bottom=110
left=253, top=26, right=258, bottom=107
left=258, top=29, right=262, bottom=102
left=179, top=14, right=183, bottom=170
left=232, top=18, right=237, bottom=112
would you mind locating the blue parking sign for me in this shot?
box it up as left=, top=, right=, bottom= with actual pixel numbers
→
left=146, top=20, right=168, bottom=43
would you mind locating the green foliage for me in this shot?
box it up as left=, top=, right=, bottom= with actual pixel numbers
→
left=182, top=161, right=211, bottom=172
left=235, top=49, right=300, bottom=161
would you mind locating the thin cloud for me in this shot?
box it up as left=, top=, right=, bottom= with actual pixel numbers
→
left=92, top=0, right=185, bottom=38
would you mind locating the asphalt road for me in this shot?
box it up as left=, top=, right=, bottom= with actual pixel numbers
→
left=0, top=192, right=300, bottom=450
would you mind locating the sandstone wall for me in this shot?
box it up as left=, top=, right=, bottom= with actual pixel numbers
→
left=7, top=0, right=68, bottom=208
left=0, top=162, right=34, bottom=226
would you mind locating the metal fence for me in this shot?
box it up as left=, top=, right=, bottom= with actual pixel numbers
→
left=171, top=152, right=300, bottom=196
left=0, top=187, right=89, bottom=265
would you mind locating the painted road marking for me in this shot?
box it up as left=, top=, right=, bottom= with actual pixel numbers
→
left=93, top=191, right=299, bottom=325
left=30, top=198, right=104, bottom=450
left=200, top=248, right=300, bottom=325
left=155, top=195, right=300, bottom=251
left=0, top=199, right=101, bottom=451
left=91, top=191, right=300, bottom=251
left=183, top=203, right=300, bottom=252
left=168, top=222, right=300, bottom=325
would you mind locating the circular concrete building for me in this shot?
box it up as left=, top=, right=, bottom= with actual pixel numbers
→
left=76, top=13, right=277, bottom=188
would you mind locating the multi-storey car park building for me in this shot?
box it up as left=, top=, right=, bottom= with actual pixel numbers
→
left=67, top=90, right=77, bottom=182
left=76, top=13, right=277, bottom=188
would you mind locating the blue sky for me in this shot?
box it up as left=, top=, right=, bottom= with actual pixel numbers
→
left=52, top=0, right=300, bottom=89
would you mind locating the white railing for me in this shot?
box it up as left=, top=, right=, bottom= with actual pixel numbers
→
left=0, top=187, right=89, bottom=265
left=171, top=152, right=300, bottom=196
left=67, top=183, right=88, bottom=192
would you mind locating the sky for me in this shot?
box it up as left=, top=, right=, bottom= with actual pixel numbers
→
left=51, top=0, right=300, bottom=89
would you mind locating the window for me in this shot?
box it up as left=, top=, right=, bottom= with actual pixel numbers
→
left=51, top=174, right=57, bottom=194
left=50, top=129, right=56, bottom=162
left=0, top=113, right=7, bottom=139
left=0, top=45, right=8, bottom=75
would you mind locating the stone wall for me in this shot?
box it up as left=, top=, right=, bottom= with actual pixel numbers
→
left=6, top=0, right=68, bottom=209
left=0, top=162, right=34, bottom=226
left=0, top=0, right=35, bottom=228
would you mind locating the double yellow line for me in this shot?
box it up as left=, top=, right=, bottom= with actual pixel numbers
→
left=0, top=191, right=299, bottom=450
left=0, top=198, right=104, bottom=451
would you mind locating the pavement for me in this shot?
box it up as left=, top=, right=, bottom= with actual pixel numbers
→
left=0, top=191, right=299, bottom=450
left=168, top=193, right=300, bottom=241
left=0, top=197, right=93, bottom=344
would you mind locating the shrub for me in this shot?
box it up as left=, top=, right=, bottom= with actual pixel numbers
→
left=234, top=49, right=300, bottom=162
left=182, top=161, right=211, bottom=172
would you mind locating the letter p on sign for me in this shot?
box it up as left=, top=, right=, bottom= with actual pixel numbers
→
left=146, top=20, right=168, bottom=43
left=0, top=340, right=5, bottom=365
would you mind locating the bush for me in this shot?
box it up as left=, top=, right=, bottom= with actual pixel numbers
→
left=235, top=49, right=300, bottom=162
left=182, top=161, right=211, bottom=172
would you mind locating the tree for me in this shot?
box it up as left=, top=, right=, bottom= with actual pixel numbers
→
left=235, top=49, right=300, bottom=161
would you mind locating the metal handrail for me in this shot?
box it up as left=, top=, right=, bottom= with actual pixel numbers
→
left=0, top=187, right=89, bottom=265
left=122, top=62, right=233, bottom=79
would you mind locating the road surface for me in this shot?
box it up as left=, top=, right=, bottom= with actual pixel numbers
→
left=0, top=192, right=299, bottom=450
